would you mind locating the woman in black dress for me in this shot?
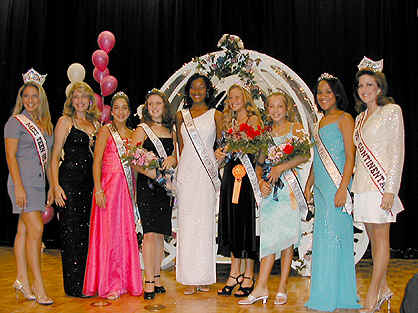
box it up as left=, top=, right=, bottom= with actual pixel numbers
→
left=132, top=89, right=176, bottom=300
left=215, top=84, right=263, bottom=297
left=50, top=82, right=100, bottom=297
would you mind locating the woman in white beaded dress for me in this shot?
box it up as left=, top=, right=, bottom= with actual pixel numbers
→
left=175, top=73, right=223, bottom=295
left=352, top=57, right=404, bottom=313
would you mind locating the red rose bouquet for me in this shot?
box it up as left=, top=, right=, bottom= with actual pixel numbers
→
left=224, top=122, right=272, bottom=155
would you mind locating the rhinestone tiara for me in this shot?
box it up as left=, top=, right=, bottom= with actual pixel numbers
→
left=112, top=91, right=129, bottom=101
left=357, top=56, right=383, bottom=72
left=22, top=68, right=47, bottom=86
left=317, top=72, right=337, bottom=82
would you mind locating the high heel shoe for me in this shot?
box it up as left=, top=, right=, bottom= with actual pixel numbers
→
left=274, top=292, right=288, bottom=305
left=32, top=287, right=54, bottom=305
left=234, top=276, right=255, bottom=298
left=217, top=274, right=243, bottom=296
left=154, top=274, right=166, bottom=294
left=143, top=281, right=155, bottom=300
left=238, top=294, right=268, bottom=305
left=377, top=289, right=393, bottom=312
left=13, top=280, right=35, bottom=301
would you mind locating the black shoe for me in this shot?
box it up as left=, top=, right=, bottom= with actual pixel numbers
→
left=144, top=280, right=155, bottom=300
left=234, top=276, right=255, bottom=298
left=217, top=274, right=244, bottom=296
left=154, top=275, right=166, bottom=294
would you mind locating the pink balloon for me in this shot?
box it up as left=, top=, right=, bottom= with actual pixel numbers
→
left=94, top=93, right=103, bottom=111
left=93, top=67, right=109, bottom=84
left=100, top=105, right=111, bottom=123
left=97, top=31, right=116, bottom=54
left=91, top=49, right=109, bottom=71
left=100, top=75, right=118, bottom=97
left=42, top=206, right=54, bottom=224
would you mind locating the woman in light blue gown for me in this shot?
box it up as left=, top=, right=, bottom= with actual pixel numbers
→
left=304, top=73, right=361, bottom=312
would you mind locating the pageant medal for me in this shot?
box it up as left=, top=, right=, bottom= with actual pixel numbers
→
left=232, top=164, right=246, bottom=204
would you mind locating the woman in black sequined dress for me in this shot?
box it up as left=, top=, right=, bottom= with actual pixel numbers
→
left=50, top=82, right=100, bottom=297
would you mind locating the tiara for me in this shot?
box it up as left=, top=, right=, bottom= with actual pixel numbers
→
left=357, top=56, right=383, bottom=72
left=112, top=91, right=129, bottom=101
left=317, top=73, right=337, bottom=82
left=22, top=68, right=47, bottom=86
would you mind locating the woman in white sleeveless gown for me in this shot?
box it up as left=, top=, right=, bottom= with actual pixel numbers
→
left=175, top=73, right=223, bottom=294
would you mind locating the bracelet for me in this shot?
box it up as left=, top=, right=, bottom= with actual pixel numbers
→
left=95, top=189, right=104, bottom=195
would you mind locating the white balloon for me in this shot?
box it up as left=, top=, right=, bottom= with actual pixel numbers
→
left=65, top=83, right=73, bottom=97
left=67, top=63, right=86, bottom=83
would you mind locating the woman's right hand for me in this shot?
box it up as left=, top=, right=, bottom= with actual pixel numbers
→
left=54, top=185, right=67, bottom=207
left=95, top=190, right=106, bottom=209
left=14, top=184, right=27, bottom=209
left=259, top=180, right=272, bottom=198
left=215, top=147, right=226, bottom=162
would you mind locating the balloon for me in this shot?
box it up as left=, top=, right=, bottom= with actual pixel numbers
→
left=42, top=206, right=54, bottom=224
left=93, top=67, right=110, bottom=84
left=91, top=49, right=109, bottom=71
left=100, top=75, right=118, bottom=97
left=94, top=93, right=103, bottom=111
left=65, top=83, right=73, bottom=97
left=67, top=63, right=86, bottom=83
left=100, top=104, right=111, bottom=123
left=97, top=31, right=116, bottom=54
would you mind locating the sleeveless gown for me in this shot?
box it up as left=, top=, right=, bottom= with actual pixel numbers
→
left=217, top=155, right=258, bottom=260
left=176, top=109, right=217, bottom=285
left=305, top=123, right=361, bottom=311
left=137, top=137, right=174, bottom=235
left=58, top=126, right=93, bottom=297
left=83, top=136, right=143, bottom=297
left=260, top=130, right=301, bottom=259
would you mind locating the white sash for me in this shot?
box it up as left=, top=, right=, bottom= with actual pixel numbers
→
left=282, top=169, right=310, bottom=221
left=181, top=109, right=220, bottom=193
left=313, top=122, right=353, bottom=214
left=238, top=153, right=262, bottom=214
left=15, top=114, right=48, bottom=177
left=107, top=124, right=141, bottom=232
left=354, top=111, right=404, bottom=214
left=139, top=123, right=168, bottom=158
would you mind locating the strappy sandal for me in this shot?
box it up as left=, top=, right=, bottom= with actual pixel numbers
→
left=234, top=276, right=255, bottom=298
left=143, top=280, right=155, bottom=300
left=154, top=274, right=166, bottom=294
left=217, top=274, right=243, bottom=296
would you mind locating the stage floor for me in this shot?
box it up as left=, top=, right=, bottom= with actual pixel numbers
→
left=0, top=247, right=416, bottom=313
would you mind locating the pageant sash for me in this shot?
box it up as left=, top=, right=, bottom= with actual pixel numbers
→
left=107, top=124, right=141, bottom=232
left=282, top=169, right=309, bottom=221
left=238, top=153, right=262, bottom=213
left=181, top=109, right=220, bottom=193
left=353, top=111, right=404, bottom=214
left=15, top=114, right=48, bottom=176
left=313, top=122, right=353, bottom=214
left=139, top=123, right=168, bottom=158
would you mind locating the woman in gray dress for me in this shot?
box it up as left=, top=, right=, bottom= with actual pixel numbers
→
left=4, top=69, right=54, bottom=305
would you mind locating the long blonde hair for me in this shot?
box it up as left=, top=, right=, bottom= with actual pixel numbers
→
left=223, top=84, right=262, bottom=130
left=12, top=82, right=53, bottom=136
left=265, top=91, right=301, bottom=124
left=63, top=82, right=100, bottom=122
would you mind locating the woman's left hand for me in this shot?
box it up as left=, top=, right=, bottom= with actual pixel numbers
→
left=161, top=155, right=176, bottom=170
left=380, top=193, right=395, bottom=211
left=334, top=187, right=347, bottom=208
left=267, top=165, right=283, bottom=185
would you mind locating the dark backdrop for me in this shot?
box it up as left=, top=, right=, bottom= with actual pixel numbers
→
left=0, top=0, right=416, bottom=251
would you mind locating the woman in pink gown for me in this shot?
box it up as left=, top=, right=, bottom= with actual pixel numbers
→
left=83, top=92, right=142, bottom=300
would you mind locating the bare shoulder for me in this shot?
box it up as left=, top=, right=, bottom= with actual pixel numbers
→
left=340, top=112, right=355, bottom=126
left=56, top=115, right=72, bottom=127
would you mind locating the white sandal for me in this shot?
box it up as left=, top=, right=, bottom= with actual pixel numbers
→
left=274, top=292, right=287, bottom=305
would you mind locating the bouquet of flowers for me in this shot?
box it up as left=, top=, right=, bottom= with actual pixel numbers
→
left=262, top=129, right=312, bottom=200
left=223, top=122, right=272, bottom=155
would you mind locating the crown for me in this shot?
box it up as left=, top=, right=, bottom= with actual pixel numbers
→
left=112, top=91, right=129, bottom=102
left=317, top=72, right=337, bottom=82
left=357, top=56, right=383, bottom=72
left=22, top=68, right=47, bottom=86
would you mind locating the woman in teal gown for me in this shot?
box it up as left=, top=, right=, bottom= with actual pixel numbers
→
left=304, top=73, right=361, bottom=312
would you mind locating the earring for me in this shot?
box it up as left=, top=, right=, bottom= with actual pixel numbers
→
left=206, top=91, right=209, bottom=98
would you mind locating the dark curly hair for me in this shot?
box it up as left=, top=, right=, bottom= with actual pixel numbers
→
left=142, top=89, right=174, bottom=130
left=183, top=73, right=216, bottom=109
left=314, top=77, right=349, bottom=113
left=353, top=69, right=394, bottom=113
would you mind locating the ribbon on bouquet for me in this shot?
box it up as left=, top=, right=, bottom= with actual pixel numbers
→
left=353, top=110, right=404, bottom=215
left=108, top=124, right=141, bottom=233
left=313, top=121, right=353, bottom=214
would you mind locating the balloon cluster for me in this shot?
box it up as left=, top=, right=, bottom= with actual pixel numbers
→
left=92, top=31, right=118, bottom=123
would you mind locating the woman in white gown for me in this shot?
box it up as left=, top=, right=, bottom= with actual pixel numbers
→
left=175, top=73, right=223, bottom=294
